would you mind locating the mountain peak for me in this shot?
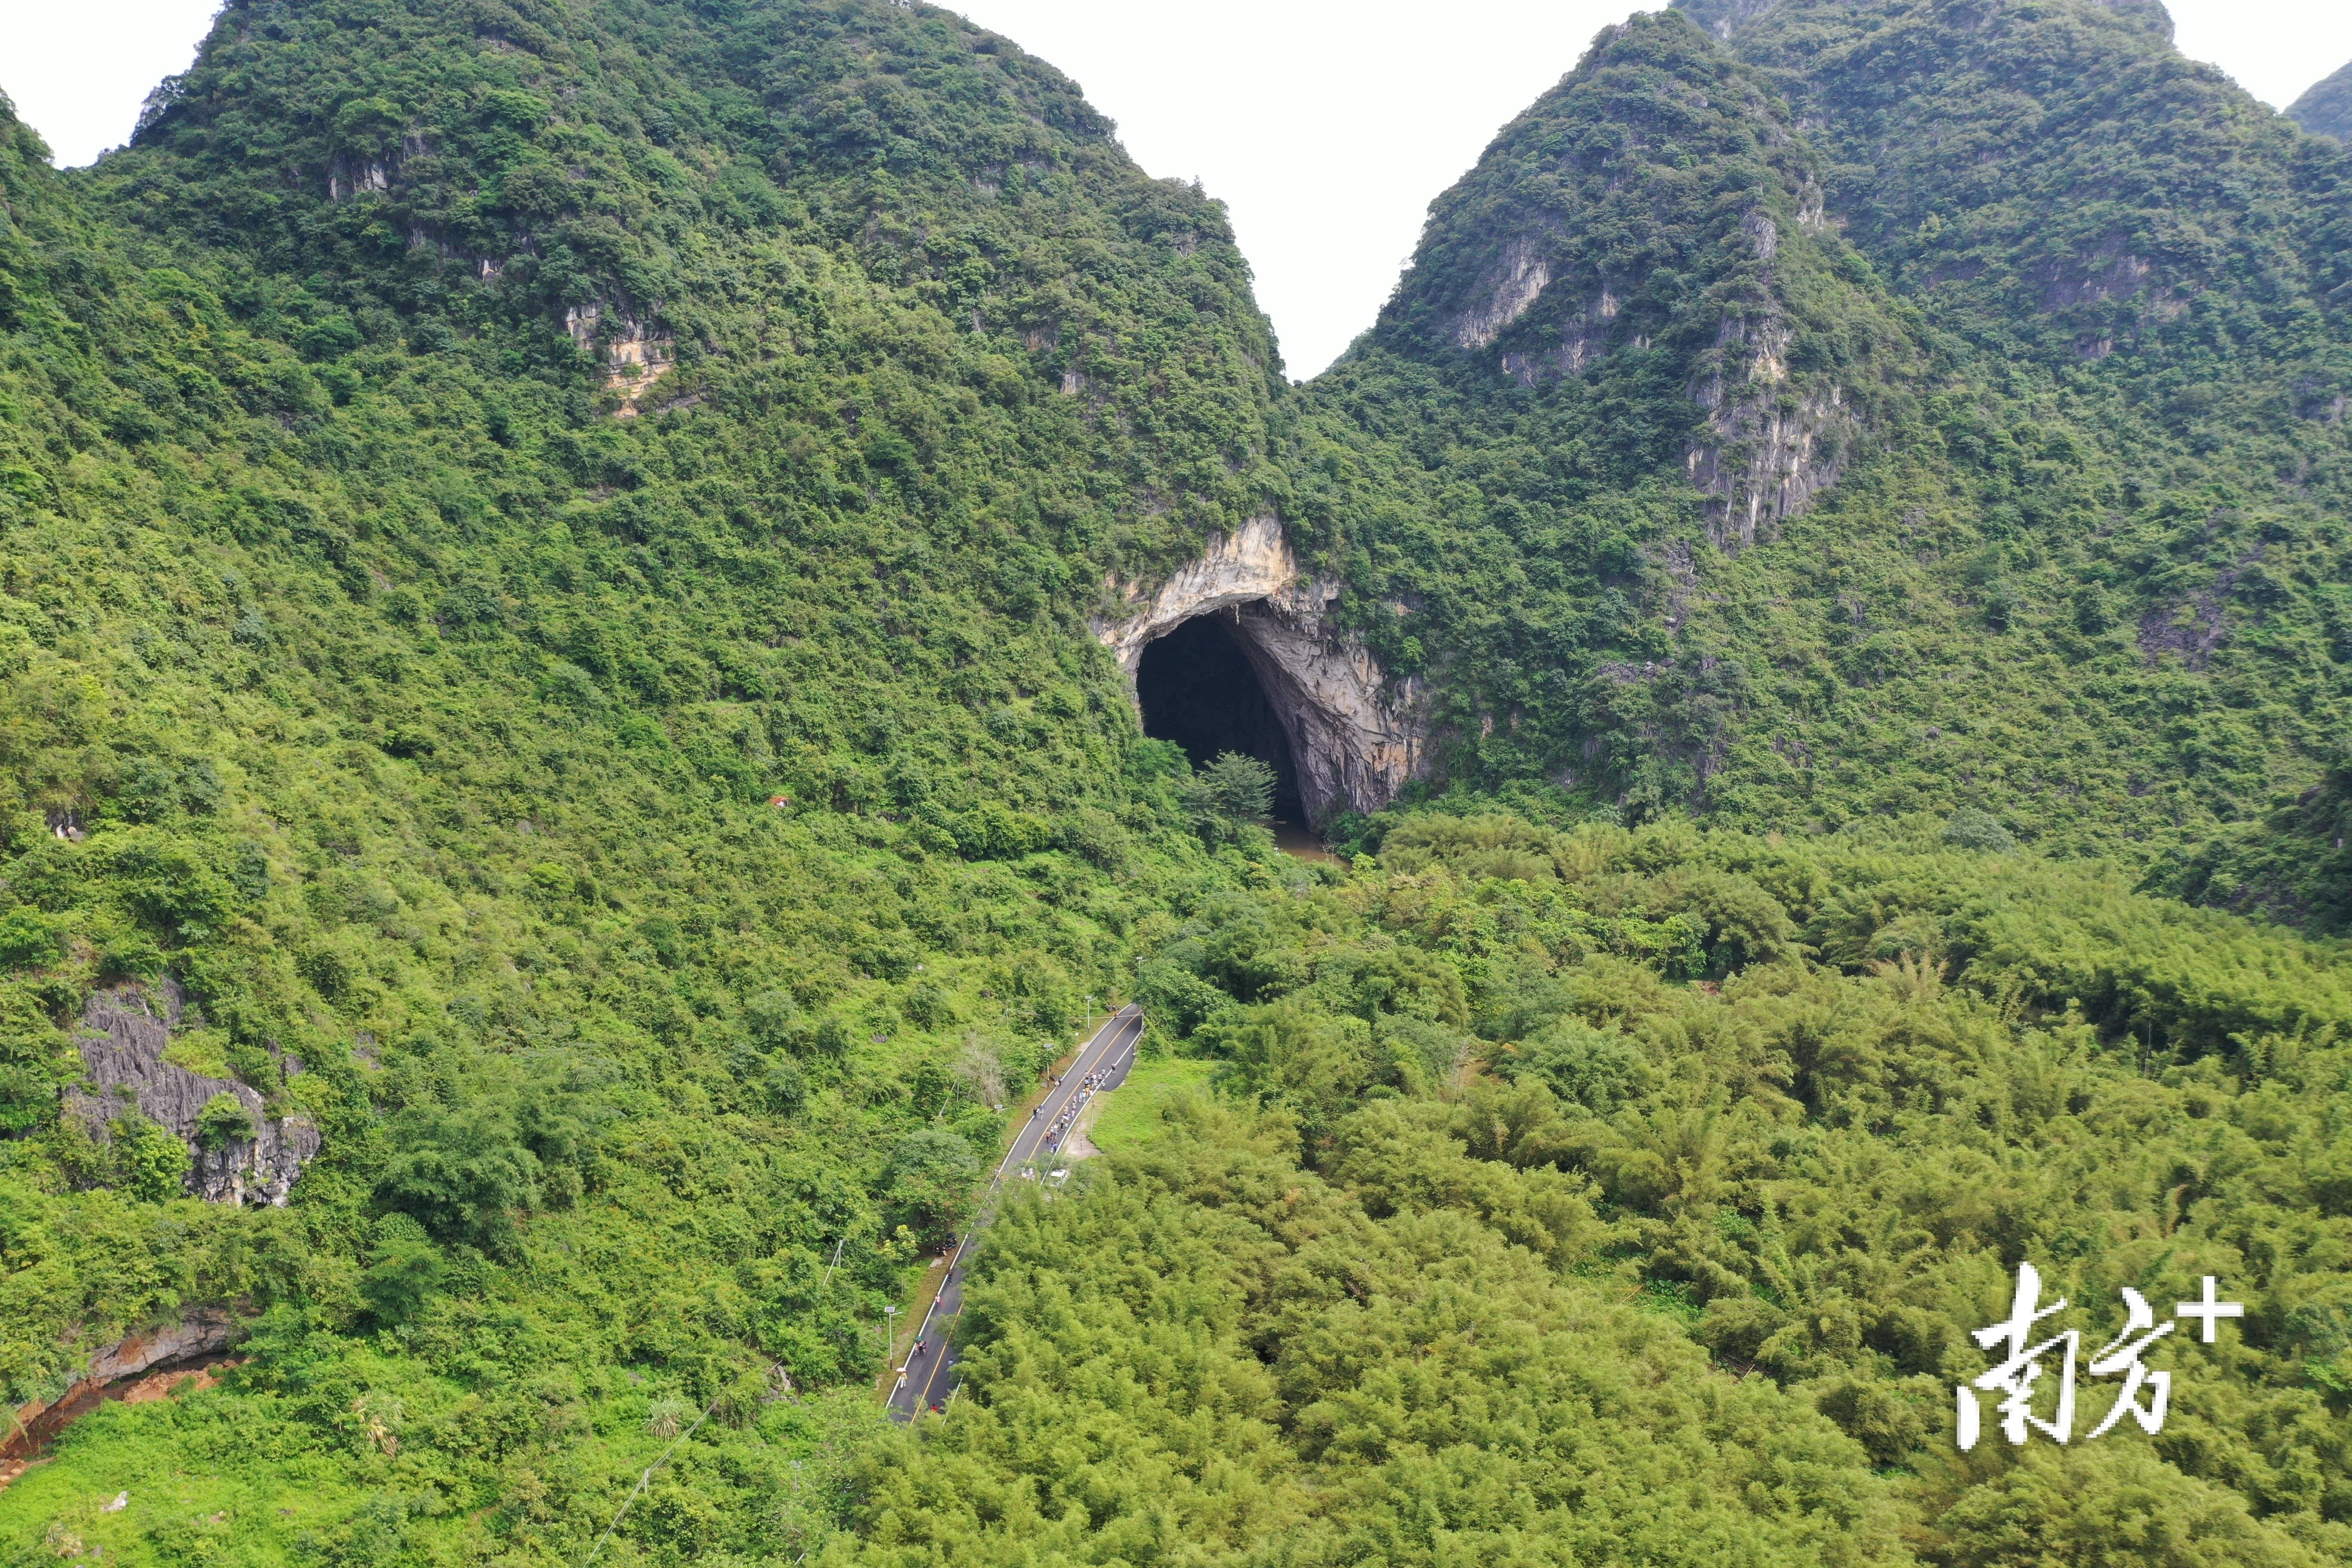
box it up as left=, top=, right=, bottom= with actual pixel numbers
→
left=2292, top=60, right=2352, bottom=141
left=1365, top=8, right=1912, bottom=548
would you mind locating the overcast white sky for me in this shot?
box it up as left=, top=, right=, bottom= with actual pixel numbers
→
left=6, top=0, right=2349, bottom=377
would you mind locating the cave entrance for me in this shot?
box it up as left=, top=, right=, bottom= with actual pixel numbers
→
left=1135, top=610, right=1305, bottom=826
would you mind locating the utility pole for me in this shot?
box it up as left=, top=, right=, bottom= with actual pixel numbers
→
left=883, top=1304, right=897, bottom=1355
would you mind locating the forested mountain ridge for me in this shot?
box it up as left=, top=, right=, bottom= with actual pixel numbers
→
left=0, top=0, right=2349, bottom=1563
left=101, top=0, right=1284, bottom=558
left=0, top=0, right=1298, bottom=1550
left=1708, top=0, right=2352, bottom=923
left=2291, top=61, right=2352, bottom=145
left=1291, top=0, right=2352, bottom=926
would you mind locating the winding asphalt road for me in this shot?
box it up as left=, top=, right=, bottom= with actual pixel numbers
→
left=886, top=1004, right=1144, bottom=1421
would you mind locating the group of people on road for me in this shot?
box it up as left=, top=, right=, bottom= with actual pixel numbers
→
left=1032, top=1063, right=1118, bottom=1152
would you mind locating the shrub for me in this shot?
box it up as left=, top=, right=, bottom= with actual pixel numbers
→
left=0, top=910, right=53, bottom=971
left=113, top=1113, right=192, bottom=1199
left=376, top=1105, right=543, bottom=1256
left=1944, top=808, right=2017, bottom=852
left=881, top=1128, right=980, bottom=1250
left=194, top=1092, right=256, bottom=1150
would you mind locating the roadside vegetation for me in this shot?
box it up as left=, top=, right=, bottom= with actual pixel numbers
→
left=851, top=811, right=2352, bottom=1568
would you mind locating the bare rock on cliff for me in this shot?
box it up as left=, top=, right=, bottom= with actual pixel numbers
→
left=1092, top=517, right=1430, bottom=824
left=1, top=1308, right=240, bottom=1461
left=1369, top=12, right=1913, bottom=552
left=67, top=980, right=320, bottom=1207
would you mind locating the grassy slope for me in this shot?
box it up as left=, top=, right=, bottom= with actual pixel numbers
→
left=1078, top=1055, right=1213, bottom=1154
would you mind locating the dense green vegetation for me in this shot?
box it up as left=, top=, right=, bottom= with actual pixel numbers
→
left=847, top=813, right=2352, bottom=1567
left=2291, top=61, right=2352, bottom=144
left=0, top=0, right=1289, bottom=1552
left=0, top=0, right=2349, bottom=1562
left=1078, top=1054, right=1211, bottom=1153
left=1291, top=0, right=2352, bottom=911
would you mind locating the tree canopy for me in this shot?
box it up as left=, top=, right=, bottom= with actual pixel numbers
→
left=0, top=0, right=2349, bottom=1561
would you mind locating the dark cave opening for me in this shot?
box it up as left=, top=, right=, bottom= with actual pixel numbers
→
left=1135, top=612, right=1305, bottom=825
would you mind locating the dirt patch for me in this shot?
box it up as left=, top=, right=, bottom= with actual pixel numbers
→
left=121, top=1360, right=234, bottom=1406
left=0, top=1358, right=240, bottom=1491
left=1272, top=821, right=1342, bottom=866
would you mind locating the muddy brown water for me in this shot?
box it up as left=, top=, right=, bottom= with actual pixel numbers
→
left=1272, top=821, right=1343, bottom=865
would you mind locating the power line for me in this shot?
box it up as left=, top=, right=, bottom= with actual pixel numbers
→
left=580, top=1369, right=772, bottom=1568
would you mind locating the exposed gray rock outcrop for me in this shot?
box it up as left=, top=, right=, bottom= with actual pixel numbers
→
left=1094, top=517, right=1430, bottom=824
left=567, top=297, right=674, bottom=411
left=1680, top=214, right=1862, bottom=551
left=1686, top=307, right=1855, bottom=552
left=1096, top=515, right=1296, bottom=667
left=1500, top=288, right=1619, bottom=385
left=67, top=981, right=319, bottom=1207
left=81, top=1311, right=236, bottom=1386
left=1424, top=195, right=1864, bottom=549
left=1453, top=237, right=1555, bottom=351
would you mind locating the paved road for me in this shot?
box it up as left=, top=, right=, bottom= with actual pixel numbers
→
left=887, top=1004, right=1144, bottom=1421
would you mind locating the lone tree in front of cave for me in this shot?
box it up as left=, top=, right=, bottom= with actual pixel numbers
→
left=1187, top=750, right=1276, bottom=842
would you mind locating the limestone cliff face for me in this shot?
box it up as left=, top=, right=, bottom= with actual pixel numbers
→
left=1452, top=238, right=1554, bottom=351
left=67, top=982, right=320, bottom=1207
left=1684, top=267, right=1858, bottom=551
left=1227, top=591, right=1430, bottom=826
left=566, top=297, right=674, bottom=412
left=1093, top=518, right=1429, bottom=824
left=1367, top=13, right=1914, bottom=555
left=1096, top=515, right=1298, bottom=666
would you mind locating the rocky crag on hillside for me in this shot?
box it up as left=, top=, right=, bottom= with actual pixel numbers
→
left=67, top=981, right=318, bottom=1206
left=1294, top=0, right=2352, bottom=922
left=1094, top=516, right=1429, bottom=822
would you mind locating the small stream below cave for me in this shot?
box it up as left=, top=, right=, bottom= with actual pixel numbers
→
left=1271, top=820, right=1342, bottom=865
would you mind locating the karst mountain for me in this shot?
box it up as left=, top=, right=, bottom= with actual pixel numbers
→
left=0, top=0, right=2349, bottom=1562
